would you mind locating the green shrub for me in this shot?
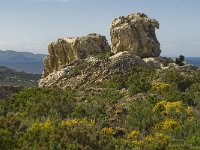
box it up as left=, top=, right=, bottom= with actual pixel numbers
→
left=126, top=68, right=155, bottom=96
left=2, top=88, right=76, bottom=121
left=96, top=51, right=114, bottom=60
left=175, top=55, right=185, bottom=66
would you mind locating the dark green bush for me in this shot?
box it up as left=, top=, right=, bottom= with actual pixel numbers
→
left=1, top=88, right=76, bottom=121
left=175, top=55, right=185, bottom=66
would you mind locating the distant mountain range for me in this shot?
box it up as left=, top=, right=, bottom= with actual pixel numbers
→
left=0, top=50, right=46, bottom=74
left=0, top=65, right=41, bottom=87
left=0, top=50, right=199, bottom=74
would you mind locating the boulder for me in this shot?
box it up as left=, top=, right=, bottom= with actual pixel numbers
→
left=110, top=13, right=161, bottom=58
left=43, top=33, right=110, bottom=77
left=143, top=57, right=174, bottom=68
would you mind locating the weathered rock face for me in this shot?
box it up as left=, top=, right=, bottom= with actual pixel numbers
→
left=39, top=51, right=169, bottom=89
left=110, top=13, right=161, bottom=58
left=43, top=33, right=110, bottom=77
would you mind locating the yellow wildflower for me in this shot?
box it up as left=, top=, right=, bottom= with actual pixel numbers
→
left=155, top=133, right=170, bottom=144
left=60, top=118, right=95, bottom=127
left=153, top=100, right=184, bottom=114
left=132, top=140, right=144, bottom=146
left=162, top=118, right=181, bottom=130
left=145, top=133, right=170, bottom=145
left=40, top=119, right=52, bottom=129
left=30, top=119, right=52, bottom=131
left=165, top=101, right=183, bottom=113
left=102, top=127, right=114, bottom=135
left=188, top=116, right=195, bottom=122
left=152, top=101, right=167, bottom=113
left=145, top=135, right=154, bottom=142
left=152, top=82, right=170, bottom=92
left=128, top=130, right=140, bottom=139
left=186, top=106, right=193, bottom=114
left=128, top=132, right=170, bottom=147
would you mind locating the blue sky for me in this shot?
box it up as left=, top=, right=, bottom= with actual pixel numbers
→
left=0, top=0, right=199, bottom=56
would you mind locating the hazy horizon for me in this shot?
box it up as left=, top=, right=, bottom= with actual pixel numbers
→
left=0, top=0, right=200, bottom=57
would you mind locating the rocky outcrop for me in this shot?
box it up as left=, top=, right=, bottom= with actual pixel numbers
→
left=39, top=51, right=171, bottom=89
left=39, top=12, right=198, bottom=89
left=43, top=33, right=110, bottom=77
left=110, top=13, right=161, bottom=58
left=143, top=57, right=174, bottom=68
left=39, top=49, right=198, bottom=89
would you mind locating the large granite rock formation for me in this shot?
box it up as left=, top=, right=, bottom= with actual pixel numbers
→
left=110, top=13, right=161, bottom=58
left=43, top=33, right=110, bottom=77
left=39, top=12, right=198, bottom=89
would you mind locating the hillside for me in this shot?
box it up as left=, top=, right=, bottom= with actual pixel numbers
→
left=0, top=65, right=40, bottom=87
left=0, top=13, right=200, bottom=150
left=1, top=67, right=200, bottom=149
left=0, top=50, right=46, bottom=74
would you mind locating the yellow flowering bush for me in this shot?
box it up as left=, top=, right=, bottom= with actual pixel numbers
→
left=102, top=127, right=114, bottom=135
left=127, top=130, right=140, bottom=139
left=29, top=119, right=52, bottom=131
left=155, top=133, right=170, bottom=143
left=186, top=106, right=193, bottom=114
left=145, top=135, right=154, bottom=142
left=187, top=116, right=195, bottom=122
left=162, top=118, right=181, bottom=130
left=132, top=140, right=144, bottom=146
left=60, top=118, right=95, bottom=127
left=144, top=133, right=170, bottom=149
left=152, top=82, right=170, bottom=92
left=146, top=133, right=169, bottom=144
left=153, top=100, right=184, bottom=114
left=125, top=130, right=144, bottom=147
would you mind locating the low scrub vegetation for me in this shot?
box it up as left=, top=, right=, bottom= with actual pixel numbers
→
left=0, top=67, right=200, bottom=149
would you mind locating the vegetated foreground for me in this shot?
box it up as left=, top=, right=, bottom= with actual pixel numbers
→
left=1, top=12, right=200, bottom=150
left=0, top=67, right=200, bottom=149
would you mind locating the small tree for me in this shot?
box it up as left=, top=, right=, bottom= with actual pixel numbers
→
left=175, top=55, right=185, bottom=66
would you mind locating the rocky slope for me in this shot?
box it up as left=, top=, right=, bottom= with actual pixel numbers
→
left=39, top=13, right=198, bottom=89
left=39, top=53, right=197, bottom=89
